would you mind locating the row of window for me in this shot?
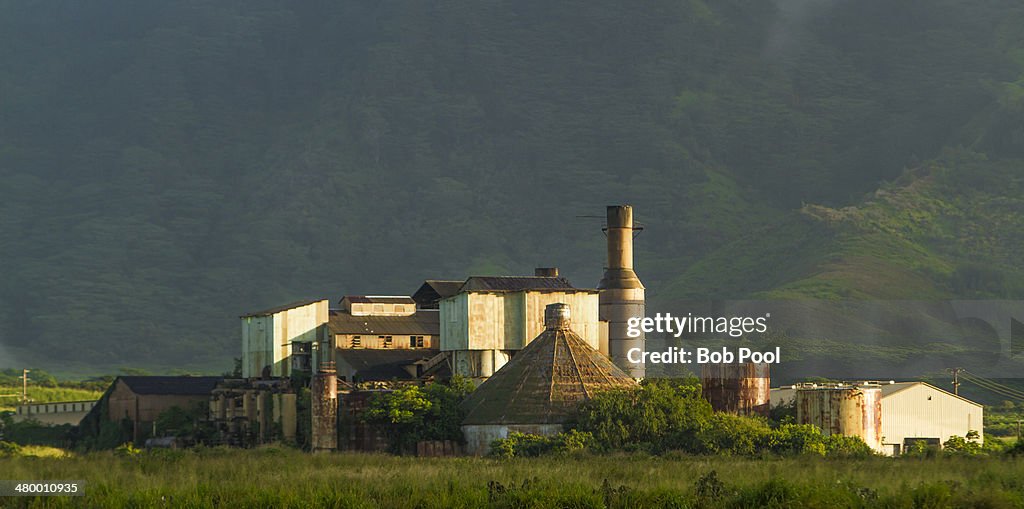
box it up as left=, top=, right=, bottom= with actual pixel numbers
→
left=17, top=402, right=94, bottom=414
left=349, top=335, right=426, bottom=348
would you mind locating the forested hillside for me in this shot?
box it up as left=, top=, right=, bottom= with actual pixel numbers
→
left=1, top=1, right=1023, bottom=374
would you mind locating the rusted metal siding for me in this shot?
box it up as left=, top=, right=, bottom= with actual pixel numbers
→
left=701, top=362, right=771, bottom=417
left=796, top=385, right=883, bottom=453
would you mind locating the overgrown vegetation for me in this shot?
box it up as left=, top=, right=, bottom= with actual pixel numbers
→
left=487, top=379, right=876, bottom=459
left=361, top=377, right=475, bottom=453
left=3, top=448, right=1024, bottom=507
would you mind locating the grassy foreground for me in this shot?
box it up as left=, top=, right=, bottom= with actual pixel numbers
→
left=2, top=448, right=1024, bottom=508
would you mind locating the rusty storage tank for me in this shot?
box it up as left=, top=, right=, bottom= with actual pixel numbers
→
left=701, top=362, right=770, bottom=417
left=311, top=362, right=338, bottom=452
left=796, top=383, right=882, bottom=453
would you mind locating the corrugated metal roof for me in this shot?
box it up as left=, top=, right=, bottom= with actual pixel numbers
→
left=328, top=309, right=439, bottom=335
left=460, top=327, right=637, bottom=425
left=118, top=376, right=223, bottom=395
left=459, top=276, right=576, bottom=292
left=335, top=349, right=436, bottom=381
left=241, top=299, right=323, bottom=318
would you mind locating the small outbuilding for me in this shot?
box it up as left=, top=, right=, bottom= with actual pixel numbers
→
left=460, top=303, right=636, bottom=455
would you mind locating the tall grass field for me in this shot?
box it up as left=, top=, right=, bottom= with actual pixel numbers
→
left=2, top=448, right=1024, bottom=508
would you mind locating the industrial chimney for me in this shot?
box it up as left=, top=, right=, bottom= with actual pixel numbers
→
left=310, top=362, right=338, bottom=452
left=598, top=205, right=645, bottom=378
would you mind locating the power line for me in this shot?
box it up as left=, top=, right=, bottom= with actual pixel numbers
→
left=960, top=373, right=1024, bottom=402
left=960, top=374, right=1024, bottom=400
left=961, top=370, right=1024, bottom=399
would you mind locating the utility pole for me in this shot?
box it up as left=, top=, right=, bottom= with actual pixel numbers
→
left=948, top=367, right=962, bottom=396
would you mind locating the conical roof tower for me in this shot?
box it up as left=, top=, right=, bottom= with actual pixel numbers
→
left=461, top=303, right=637, bottom=426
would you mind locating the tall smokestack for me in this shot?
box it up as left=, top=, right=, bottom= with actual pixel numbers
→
left=598, top=205, right=645, bottom=378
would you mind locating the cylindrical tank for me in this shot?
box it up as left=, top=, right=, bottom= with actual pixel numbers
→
left=311, top=365, right=338, bottom=452
left=701, top=362, right=770, bottom=417
left=544, top=303, right=571, bottom=330
left=796, top=384, right=882, bottom=452
left=598, top=205, right=645, bottom=378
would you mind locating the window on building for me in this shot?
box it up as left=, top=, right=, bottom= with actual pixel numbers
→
left=351, top=336, right=361, bottom=348
left=381, top=335, right=393, bottom=348
left=410, top=336, right=425, bottom=348
left=373, top=304, right=385, bottom=313
left=394, top=304, right=405, bottom=313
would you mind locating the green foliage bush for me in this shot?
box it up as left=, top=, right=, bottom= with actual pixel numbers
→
left=572, top=380, right=875, bottom=458
left=489, top=430, right=593, bottom=458
left=573, top=378, right=711, bottom=453
left=0, top=440, right=22, bottom=457
left=362, top=377, right=475, bottom=453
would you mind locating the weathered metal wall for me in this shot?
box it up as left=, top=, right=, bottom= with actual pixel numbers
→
left=441, top=290, right=601, bottom=379
left=598, top=205, right=645, bottom=378
left=701, top=362, right=771, bottom=417
left=310, top=368, right=338, bottom=452
left=796, top=385, right=883, bottom=453
left=241, top=300, right=329, bottom=379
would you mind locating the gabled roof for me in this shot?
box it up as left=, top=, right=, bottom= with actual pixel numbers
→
left=417, top=281, right=464, bottom=299
left=118, top=376, right=223, bottom=396
left=412, top=280, right=464, bottom=308
left=880, top=381, right=983, bottom=407
left=335, top=349, right=436, bottom=381
left=460, top=325, right=636, bottom=426
left=328, top=309, right=439, bottom=335
left=458, top=276, right=576, bottom=292
left=241, top=299, right=324, bottom=318
left=341, top=296, right=415, bottom=305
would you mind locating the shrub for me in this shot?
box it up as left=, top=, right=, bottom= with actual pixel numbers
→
left=763, top=424, right=827, bottom=456
left=1006, top=439, right=1024, bottom=456
left=696, top=412, right=771, bottom=456
left=362, top=377, right=474, bottom=454
left=823, top=434, right=875, bottom=458
left=0, top=440, right=22, bottom=457
left=489, top=430, right=594, bottom=458
left=573, top=378, right=711, bottom=453
left=943, top=430, right=983, bottom=456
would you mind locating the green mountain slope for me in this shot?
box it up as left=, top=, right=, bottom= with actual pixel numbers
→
left=1, top=1, right=1023, bottom=374
left=662, top=150, right=1024, bottom=302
